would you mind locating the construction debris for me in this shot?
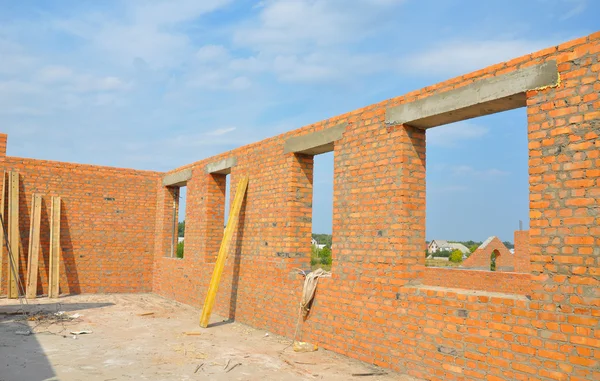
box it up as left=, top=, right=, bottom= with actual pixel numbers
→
left=70, top=330, right=92, bottom=335
left=352, top=372, right=388, bottom=377
left=225, top=362, right=242, bottom=373
left=293, top=341, right=318, bottom=352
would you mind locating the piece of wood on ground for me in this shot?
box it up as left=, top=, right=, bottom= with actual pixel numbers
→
left=7, top=171, right=20, bottom=299
left=48, top=196, right=61, bottom=298
left=25, top=194, right=42, bottom=299
left=138, top=312, right=154, bottom=316
left=199, top=175, right=249, bottom=328
left=184, top=331, right=202, bottom=336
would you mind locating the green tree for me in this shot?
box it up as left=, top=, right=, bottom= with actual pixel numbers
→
left=178, top=221, right=185, bottom=237
left=176, top=241, right=184, bottom=258
left=449, top=249, right=463, bottom=263
left=311, top=233, right=332, bottom=248
left=502, top=241, right=514, bottom=249
left=490, top=250, right=499, bottom=271
left=469, top=244, right=479, bottom=253
left=310, top=244, right=320, bottom=266
left=320, top=246, right=332, bottom=265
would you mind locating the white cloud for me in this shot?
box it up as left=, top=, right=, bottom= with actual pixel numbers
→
left=207, top=127, right=236, bottom=136
left=196, top=45, right=229, bottom=63
left=0, top=38, right=37, bottom=75
left=404, top=39, right=557, bottom=76
left=427, top=122, right=489, bottom=147
left=133, top=0, right=233, bottom=25
left=560, top=0, right=587, bottom=20
left=53, top=0, right=233, bottom=68
left=72, top=76, right=130, bottom=93
left=0, top=80, right=43, bottom=95
left=37, top=66, right=74, bottom=83
left=230, top=0, right=404, bottom=83
left=36, top=66, right=130, bottom=92
left=186, top=69, right=252, bottom=90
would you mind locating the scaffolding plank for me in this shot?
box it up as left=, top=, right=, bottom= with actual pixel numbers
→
left=200, top=175, right=249, bottom=328
left=25, top=194, right=42, bottom=299
left=7, top=172, right=19, bottom=299
left=48, top=196, right=61, bottom=298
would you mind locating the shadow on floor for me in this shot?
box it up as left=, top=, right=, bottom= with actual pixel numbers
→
left=0, top=301, right=114, bottom=380
left=0, top=302, right=114, bottom=314
left=1, top=317, right=56, bottom=380
left=206, top=318, right=235, bottom=328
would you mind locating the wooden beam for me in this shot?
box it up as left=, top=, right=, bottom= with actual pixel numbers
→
left=0, top=172, right=5, bottom=292
left=25, top=194, right=42, bottom=299
left=48, top=196, right=61, bottom=298
left=7, top=171, right=20, bottom=299
left=200, top=175, right=249, bottom=328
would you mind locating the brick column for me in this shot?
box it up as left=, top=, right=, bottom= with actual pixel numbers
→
left=281, top=152, right=314, bottom=271
left=203, top=174, right=226, bottom=263
left=152, top=182, right=178, bottom=289
left=526, top=45, right=599, bottom=375
left=513, top=230, right=530, bottom=274
left=0, top=133, right=7, bottom=159
left=333, top=111, right=426, bottom=285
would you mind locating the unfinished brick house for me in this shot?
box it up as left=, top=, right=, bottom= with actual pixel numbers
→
left=462, top=235, right=516, bottom=271
left=1, top=32, right=599, bottom=380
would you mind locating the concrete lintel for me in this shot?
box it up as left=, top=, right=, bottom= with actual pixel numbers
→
left=284, top=122, right=348, bottom=155
left=163, top=169, right=192, bottom=187
left=385, top=61, right=559, bottom=129
left=205, top=157, right=237, bottom=174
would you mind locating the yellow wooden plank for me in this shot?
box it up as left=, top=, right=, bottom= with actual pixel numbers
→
left=48, top=196, right=61, bottom=298
left=200, top=175, right=249, bottom=328
left=7, top=171, right=19, bottom=299
left=25, top=194, right=42, bottom=299
left=0, top=171, right=5, bottom=291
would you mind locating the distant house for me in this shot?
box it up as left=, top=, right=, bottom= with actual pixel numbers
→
left=462, top=236, right=512, bottom=271
left=311, top=237, right=326, bottom=250
left=428, top=240, right=469, bottom=254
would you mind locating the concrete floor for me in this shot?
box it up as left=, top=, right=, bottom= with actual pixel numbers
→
left=0, top=294, right=411, bottom=381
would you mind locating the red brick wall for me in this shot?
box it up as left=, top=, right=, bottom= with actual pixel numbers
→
left=151, top=32, right=599, bottom=380
left=462, top=236, right=514, bottom=271
left=514, top=230, right=530, bottom=273
left=421, top=267, right=531, bottom=295
left=0, top=156, right=160, bottom=296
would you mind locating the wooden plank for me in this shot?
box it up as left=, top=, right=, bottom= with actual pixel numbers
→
left=25, top=194, right=42, bottom=299
left=48, top=196, right=61, bottom=298
left=200, top=175, right=249, bottom=328
left=0, top=171, right=5, bottom=293
left=7, top=172, right=19, bottom=299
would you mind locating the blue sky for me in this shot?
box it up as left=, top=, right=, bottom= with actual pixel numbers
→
left=0, top=0, right=598, bottom=242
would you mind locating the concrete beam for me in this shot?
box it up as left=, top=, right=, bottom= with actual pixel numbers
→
left=163, top=169, right=192, bottom=187
left=284, top=122, right=347, bottom=155
left=205, top=157, right=237, bottom=174
left=385, top=61, right=559, bottom=129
